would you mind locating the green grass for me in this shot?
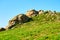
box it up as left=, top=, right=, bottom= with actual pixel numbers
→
left=0, top=13, right=60, bottom=40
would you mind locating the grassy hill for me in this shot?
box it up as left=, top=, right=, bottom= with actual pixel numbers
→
left=0, top=13, right=60, bottom=40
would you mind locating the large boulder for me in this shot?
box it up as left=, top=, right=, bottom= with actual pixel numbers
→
left=17, top=14, right=30, bottom=24
left=26, top=9, right=38, bottom=17
left=5, top=14, right=30, bottom=29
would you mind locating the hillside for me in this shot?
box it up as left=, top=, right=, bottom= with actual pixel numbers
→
left=0, top=10, right=60, bottom=40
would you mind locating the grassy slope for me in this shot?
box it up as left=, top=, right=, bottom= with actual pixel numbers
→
left=0, top=13, right=60, bottom=40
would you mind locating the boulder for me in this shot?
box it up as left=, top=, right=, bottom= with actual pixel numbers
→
left=17, top=14, right=30, bottom=24
left=5, top=14, right=30, bottom=29
left=26, top=9, right=38, bottom=17
left=38, top=10, right=44, bottom=14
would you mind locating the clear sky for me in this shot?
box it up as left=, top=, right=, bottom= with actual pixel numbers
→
left=0, top=0, right=60, bottom=27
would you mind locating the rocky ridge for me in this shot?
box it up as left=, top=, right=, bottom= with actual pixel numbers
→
left=0, top=9, right=58, bottom=31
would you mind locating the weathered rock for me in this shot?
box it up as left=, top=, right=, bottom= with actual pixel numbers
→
left=38, top=10, right=44, bottom=14
left=5, top=14, right=30, bottom=29
left=1, top=9, right=58, bottom=31
left=17, top=14, right=30, bottom=24
left=0, top=28, right=5, bottom=31
left=5, top=20, right=16, bottom=29
left=26, top=9, right=38, bottom=17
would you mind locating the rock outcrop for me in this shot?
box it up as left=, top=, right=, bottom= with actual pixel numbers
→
left=26, top=9, right=38, bottom=17
left=17, top=14, right=30, bottom=24
left=5, top=14, right=30, bottom=30
left=0, top=9, right=58, bottom=31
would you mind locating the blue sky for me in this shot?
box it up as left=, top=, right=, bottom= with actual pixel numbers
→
left=0, top=0, right=60, bottom=27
